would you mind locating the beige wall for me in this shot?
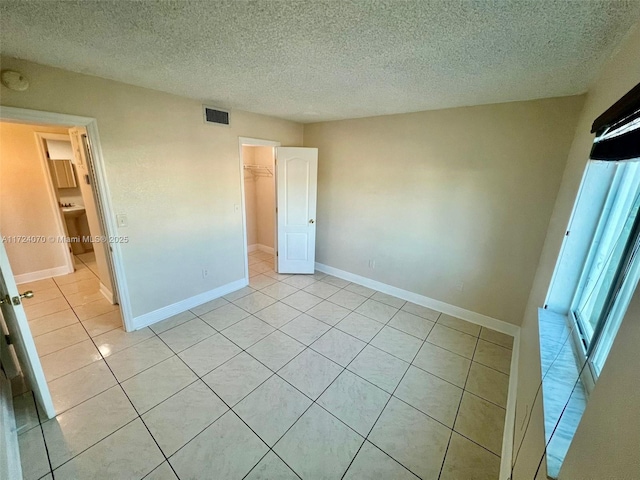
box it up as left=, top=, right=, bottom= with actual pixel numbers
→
left=0, top=122, right=71, bottom=277
left=0, top=56, right=303, bottom=318
left=304, top=97, right=584, bottom=324
left=513, top=24, right=640, bottom=479
left=559, top=286, right=640, bottom=479
left=254, top=146, right=275, bottom=249
left=242, top=146, right=275, bottom=250
left=242, top=146, right=258, bottom=247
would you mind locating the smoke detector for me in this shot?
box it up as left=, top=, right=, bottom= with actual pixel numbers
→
left=1, top=70, right=29, bottom=91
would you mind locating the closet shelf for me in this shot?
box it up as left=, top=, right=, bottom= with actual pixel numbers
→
left=244, top=164, right=273, bottom=177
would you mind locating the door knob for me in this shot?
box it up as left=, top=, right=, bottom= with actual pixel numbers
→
left=20, top=291, right=34, bottom=299
left=309, top=219, right=315, bottom=224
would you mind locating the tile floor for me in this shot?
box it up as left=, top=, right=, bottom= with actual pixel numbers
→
left=13, top=250, right=513, bottom=480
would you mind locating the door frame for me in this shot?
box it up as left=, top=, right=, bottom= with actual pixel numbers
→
left=0, top=106, right=134, bottom=331
left=238, top=137, right=280, bottom=281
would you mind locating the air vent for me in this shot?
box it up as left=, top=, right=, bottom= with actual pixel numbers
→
left=203, top=106, right=230, bottom=126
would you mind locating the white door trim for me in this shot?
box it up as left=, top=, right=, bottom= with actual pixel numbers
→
left=0, top=106, right=134, bottom=331
left=0, top=371, right=21, bottom=480
left=237, top=137, right=280, bottom=282
left=34, top=132, right=75, bottom=277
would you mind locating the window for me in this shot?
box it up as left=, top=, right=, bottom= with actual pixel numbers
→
left=570, top=160, right=640, bottom=381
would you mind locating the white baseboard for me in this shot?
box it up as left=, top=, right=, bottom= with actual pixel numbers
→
left=99, top=282, right=114, bottom=304
left=131, top=278, right=248, bottom=330
left=315, top=262, right=519, bottom=336
left=257, top=244, right=274, bottom=255
left=248, top=244, right=274, bottom=255
left=15, top=265, right=73, bottom=285
left=314, top=261, right=519, bottom=479
left=501, top=331, right=519, bottom=480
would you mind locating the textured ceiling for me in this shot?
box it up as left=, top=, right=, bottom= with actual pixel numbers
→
left=1, top=1, right=639, bottom=122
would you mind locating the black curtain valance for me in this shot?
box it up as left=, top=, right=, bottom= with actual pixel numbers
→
left=590, top=82, right=640, bottom=162
left=590, top=128, right=640, bottom=161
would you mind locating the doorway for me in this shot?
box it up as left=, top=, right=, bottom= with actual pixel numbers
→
left=238, top=137, right=319, bottom=281
left=239, top=137, right=280, bottom=280
left=0, top=107, right=130, bottom=421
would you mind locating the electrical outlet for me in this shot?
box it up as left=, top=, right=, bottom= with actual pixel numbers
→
left=368, top=259, right=376, bottom=269
left=202, top=268, right=208, bottom=279
left=456, top=281, right=464, bottom=292
left=116, top=214, right=128, bottom=228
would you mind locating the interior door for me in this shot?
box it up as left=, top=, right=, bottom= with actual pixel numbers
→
left=276, top=147, right=318, bottom=274
left=69, top=127, right=118, bottom=304
left=0, top=240, right=55, bottom=419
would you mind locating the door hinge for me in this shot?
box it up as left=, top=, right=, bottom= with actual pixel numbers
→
left=275, top=207, right=278, bottom=213
left=5, top=334, right=11, bottom=345
left=565, top=230, right=570, bottom=236
left=276, top=251, right=278, bottom=257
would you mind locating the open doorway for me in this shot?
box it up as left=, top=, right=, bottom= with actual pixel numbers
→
left=0, top=116, right=124, bottom=416
left=239, top=138, right=319, bottom=280
left=239, top=137, right=280, bottom=282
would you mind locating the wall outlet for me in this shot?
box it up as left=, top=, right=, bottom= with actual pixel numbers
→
left=456, top=281, right=464, bottom=292
left=202, top=268, right=209, bottom=279
left=368, top=259, right=376, bottom=269
left=116, top=214, right=128, bottom=227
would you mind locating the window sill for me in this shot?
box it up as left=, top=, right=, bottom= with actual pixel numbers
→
left=538, top=308, right=588, bottom=479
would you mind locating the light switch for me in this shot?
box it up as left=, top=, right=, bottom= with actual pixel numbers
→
left=116, top=214, right=128, bottom=227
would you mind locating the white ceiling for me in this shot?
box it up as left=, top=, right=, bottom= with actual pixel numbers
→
left=1, top=1, right=639, bottom=123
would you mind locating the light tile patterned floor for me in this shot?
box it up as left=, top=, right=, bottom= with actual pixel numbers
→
left=13, top=250, right=513, bottom=479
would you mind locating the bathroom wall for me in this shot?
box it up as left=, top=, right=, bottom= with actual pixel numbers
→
left=0, top=122, right=71, bottom=279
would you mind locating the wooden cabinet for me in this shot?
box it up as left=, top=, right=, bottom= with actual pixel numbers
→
left=49, top=159, right=77, bottom=188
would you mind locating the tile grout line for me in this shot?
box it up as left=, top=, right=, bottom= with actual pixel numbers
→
left=40, top=259, right=178, bottom=478
left=29, top=389, right=55, bottom=480
left=339, top=304, right=437, bottom=479
left=188, top=262, right=507, bottom=472
left=27, top=264, right=93, bottom=480
left=180, top=268, right=506, bottom=471
left=142, top=265, right=415, bottom=478
left=161, top=302, right=504, bottom=475
left=149, top=313, right=308, bottom=479
left=29, top=256, right=508, bottom=480
left=436, top=329, right=481, bottom=480
left=65, top=322, right=182, bottom=478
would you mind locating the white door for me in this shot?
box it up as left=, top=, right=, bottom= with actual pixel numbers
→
left=276, top=147, right=318, bottom=274
left=0, top=241, right=55, bottom=419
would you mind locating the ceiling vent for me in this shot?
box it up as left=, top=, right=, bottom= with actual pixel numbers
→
left=203, top=106, right=230, bottom=126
